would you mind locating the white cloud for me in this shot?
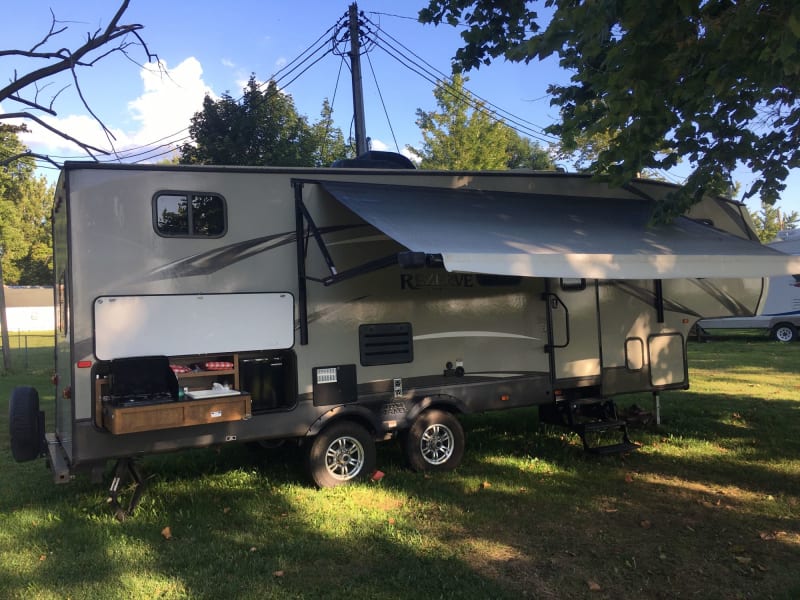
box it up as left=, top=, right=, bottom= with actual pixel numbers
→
left=221, top=58, right=235, bottom=68
left=127, top=57, right=215, bottom=148
left=275, top=57, right=287, bottom=69
left=12, top=57, right=214, bottom=162
left=369, top=138, right=389, bottom=151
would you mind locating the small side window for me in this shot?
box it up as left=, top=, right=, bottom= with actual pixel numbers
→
left=154, top=191, right=226, bottom=237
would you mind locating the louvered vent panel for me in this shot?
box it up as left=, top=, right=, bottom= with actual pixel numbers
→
left=359, top=322, right=413, bottom=366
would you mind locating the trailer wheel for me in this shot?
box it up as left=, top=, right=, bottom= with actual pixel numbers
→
left=771, top=323, right=797, bottom=342
left=9, top=386, right=44, bottom=462
left=307, top=421, right=376, bottom=488
left=403, top=409, right=465, bottom=472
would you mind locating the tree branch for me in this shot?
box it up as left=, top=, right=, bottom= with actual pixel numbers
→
left=0, top=112, right=107, bottom=158
left=0, top=151, right=60, bottom=169
left=0, top=0, right=156, bottom=103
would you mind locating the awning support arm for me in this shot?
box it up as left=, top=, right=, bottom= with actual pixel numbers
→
left=297, top=194, right=338, bottom=278
left=306, top=253, right=400, bottom=286
left=294, top=183, right=310, bottom=345
left=654, top=279, right=665, bottom=323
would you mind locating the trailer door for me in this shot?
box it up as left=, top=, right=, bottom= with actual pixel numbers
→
left=545, top=278, right=601, bottom=387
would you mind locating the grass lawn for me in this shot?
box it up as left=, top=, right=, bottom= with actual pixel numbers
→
left=1, top=334, right=799, bottom=599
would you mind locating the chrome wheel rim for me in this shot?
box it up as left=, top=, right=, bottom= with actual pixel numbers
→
left=419, top=423, right=455, bottom=465
left=325, top=436, right=365, bottom=481
left=776, top=327, right=794, bottom=342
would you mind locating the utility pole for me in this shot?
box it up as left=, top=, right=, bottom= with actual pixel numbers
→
left=348, top=3, right=368, bottom=156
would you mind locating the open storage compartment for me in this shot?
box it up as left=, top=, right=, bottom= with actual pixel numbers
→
left=94, top=353, right=252, bottom=434
left=239, top=350, right=297, bottom=413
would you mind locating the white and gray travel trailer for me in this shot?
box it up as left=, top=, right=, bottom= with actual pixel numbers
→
left=9, top=157, right=800, bottom=515
left=698, top=231, right=800, bottom=341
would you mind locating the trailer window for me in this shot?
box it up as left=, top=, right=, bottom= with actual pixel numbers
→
left=154, top=192, right=226, bottom=237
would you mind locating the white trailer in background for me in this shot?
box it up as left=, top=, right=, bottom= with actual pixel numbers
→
left=698, top=231, right=800, bottom=341
left=9, top=155, right=800, bottom=516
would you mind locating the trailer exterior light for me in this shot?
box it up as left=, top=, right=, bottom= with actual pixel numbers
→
left=500, top=394, right=510, bottom=402
left=77, top=360, right=92, bottom=368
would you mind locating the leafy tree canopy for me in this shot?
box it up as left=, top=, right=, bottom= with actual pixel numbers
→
left=750, top=203, right=799, bottom=243
left=420, top=0, right=800, bottom=220
left=409, top=73, right=554, bottom=170
left=180, top=76, right=350, bottom=167
left=0, top=125, right=53, bottom=285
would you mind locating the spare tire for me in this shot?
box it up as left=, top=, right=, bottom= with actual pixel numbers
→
left=9, top=386, right=44, bottom=462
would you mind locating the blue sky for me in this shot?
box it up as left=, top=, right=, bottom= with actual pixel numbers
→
left=3, top=0, right=799, bottom=220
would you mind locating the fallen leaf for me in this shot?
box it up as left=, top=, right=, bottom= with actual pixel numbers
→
left=624, top=473, right=634, bottom=483
left=481, top=481, right=492, bottom=489
left=39, top=555, right=46, bottom=561
left=756, top=563, right=769, bottom=572
left=223, top=507, right=231, bottom=514
left=388, top=518, right=396, bottom=525
left=250, top=547, right=257, bottom=552
left=640, top=520, right=652, bottom=529
left=587, top=580, right=602, bottom=591
left=371, top=470, right=385, bottom=482
left=735, top=556, right=752, bottom=564
left=273, top=570, right=284, bottom=577
left=161, top=526, right=172, bottom=540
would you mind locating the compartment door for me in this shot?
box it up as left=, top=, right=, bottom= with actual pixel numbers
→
left=546, top=279, right=601, bottom=386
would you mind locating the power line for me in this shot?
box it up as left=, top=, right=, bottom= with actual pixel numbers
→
left=29, top=8, right=560, bottom=170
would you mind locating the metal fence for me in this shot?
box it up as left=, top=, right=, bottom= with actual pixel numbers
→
left=0, top=332, right=54, bottom=372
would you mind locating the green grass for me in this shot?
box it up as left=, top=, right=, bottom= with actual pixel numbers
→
left=1, top=335, right=799, bottom=599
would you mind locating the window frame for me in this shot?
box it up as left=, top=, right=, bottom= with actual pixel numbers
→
left=152, top=190, right=228, bottom=238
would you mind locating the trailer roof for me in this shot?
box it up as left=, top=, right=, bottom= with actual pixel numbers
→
left=321, top=181, right=800, bottom=279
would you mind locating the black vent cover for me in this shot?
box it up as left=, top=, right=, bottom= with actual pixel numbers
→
left=359, top=322, right=413, bottom=366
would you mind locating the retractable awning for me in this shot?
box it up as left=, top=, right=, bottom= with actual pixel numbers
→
left=321, top=181, right=800, bottom=280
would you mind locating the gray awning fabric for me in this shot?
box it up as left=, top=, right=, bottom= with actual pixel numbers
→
left=321, top=181, right=800, bottom=280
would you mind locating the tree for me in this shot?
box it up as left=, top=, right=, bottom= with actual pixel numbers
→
left=420, top=0, right=800, bottom=219
left=750, top=204, right=799, bottom=243
left=506, top=134, right=554, bottom=170
left=410, top=74, right=552, bottom=170
left=180, top=77, right=350, bottom=167
left=0, top=0, right=156, bottom=162
left=0, top=125, right=53, bottom=285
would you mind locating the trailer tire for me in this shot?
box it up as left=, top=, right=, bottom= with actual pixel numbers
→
left=307, top=421, right=376, bottom=488
left=403, top=409, right=465, bottom=472
left=9, top=386, right=44, bottom=463
left=771, top=323, right=797, bottom=342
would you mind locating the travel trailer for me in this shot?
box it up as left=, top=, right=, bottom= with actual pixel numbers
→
left=698, top=231, right=800, bottom=341
left=9, top=157, right=800, bottom=516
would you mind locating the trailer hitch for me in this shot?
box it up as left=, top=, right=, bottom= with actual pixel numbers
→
left=107, top=458, right=145, bottom=521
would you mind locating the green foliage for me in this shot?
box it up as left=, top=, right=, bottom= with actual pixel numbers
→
left=1, top=336, right=799, bottom=598
left=749, top=203, right=799, bottom=243
left=505, top=133, right=554, bottom=170
left=410, top=74, right=554, bottom=171
left=180, top=76, right=350, bottom=167
left=420, top=0, right=800, bottom=219
left=0, top=125, right=53, bottom=285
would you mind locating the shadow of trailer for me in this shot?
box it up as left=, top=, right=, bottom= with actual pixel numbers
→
left=9, top=154, right=800, bottom=516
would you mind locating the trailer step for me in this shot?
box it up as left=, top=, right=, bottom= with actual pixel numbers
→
left=539, top=397, right=640, bottom=455
left=575, top=419, right=628, bottom=434
left=586, top=440, right=641, bottom=455
left=577, top=419, right=638, bottom=454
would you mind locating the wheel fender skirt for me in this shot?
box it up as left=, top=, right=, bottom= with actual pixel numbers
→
left=306, top=404, right=383, bottom=437
left=406, top=395, right=465, bottom=424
